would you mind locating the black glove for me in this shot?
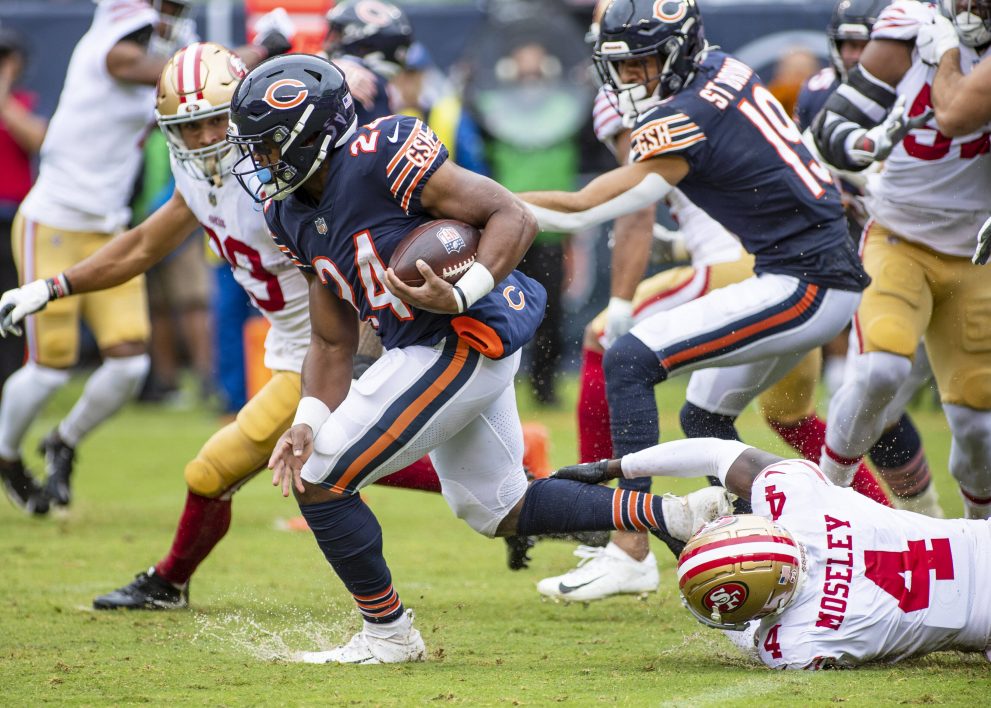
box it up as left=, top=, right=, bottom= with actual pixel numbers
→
left=551, top=460, right=611, bottom=484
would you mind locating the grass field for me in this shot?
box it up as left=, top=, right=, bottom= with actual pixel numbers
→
left=2, top=374, right=989, bottom=706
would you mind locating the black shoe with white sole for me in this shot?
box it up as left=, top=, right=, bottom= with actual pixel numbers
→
left=0, top=458, right=49, bottom=515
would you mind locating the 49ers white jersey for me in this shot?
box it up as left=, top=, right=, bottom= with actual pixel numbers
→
left=21, top=0, right=161, bottom=233
left=750, top=459, right=991, bottom=669
left=591, top=86, right=742, bottom=268
left=172, top=161, right=310, bottom=373
left=866, top=0, right=991, bottom=257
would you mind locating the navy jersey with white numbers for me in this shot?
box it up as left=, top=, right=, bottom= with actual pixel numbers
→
left=629, top=51, right=869, bottom=291
left=265, top=114, right=545, bottom=354
left=795, top=67, right=839, bottom=132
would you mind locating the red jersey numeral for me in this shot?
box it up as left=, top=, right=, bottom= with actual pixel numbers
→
left=203, top=225, right=285, bottom=312
left=763, top=624, right=783, bottom=659
left=764, top=484, right=786, bottom=521
left=864, top=538, right=954, bottom=612
left=903, top=83, right=990, bottom=161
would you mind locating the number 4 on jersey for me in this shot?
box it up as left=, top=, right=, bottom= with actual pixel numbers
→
left=864, top=538, right=954, bottom=612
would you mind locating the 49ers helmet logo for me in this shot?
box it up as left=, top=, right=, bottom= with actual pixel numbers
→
left=703, top=582, right=748, bottom=613
left=263, top=79, right=309, bottom=110
left=653, top=0, right=689, bottom=23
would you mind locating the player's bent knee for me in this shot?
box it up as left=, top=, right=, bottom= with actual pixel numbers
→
left=680, top=401, right=738, bottom=440
left=603, top=334, right=663, bottom=392
left=851, top=351, right=912, bottom=401
left=184, top=420, right=273, bottom=498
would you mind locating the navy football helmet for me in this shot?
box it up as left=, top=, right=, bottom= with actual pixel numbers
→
left=227, top=54, right=356, bottom=202
left=324, top=0, right=413, bottom=77
left=593, top=0, right=706, bottom=113
left=827, top=0, right=887, bottom=79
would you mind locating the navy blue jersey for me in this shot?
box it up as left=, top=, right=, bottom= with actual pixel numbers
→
left=795, top=67, right=839, bottom=132
left=265, top=114, right=545, bottom=354
left=629, top=51, right=868, bottom=291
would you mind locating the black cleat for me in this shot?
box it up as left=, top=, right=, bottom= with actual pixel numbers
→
left=93, top=568, right=189, bottom=610
left=0, top=458, right=50, bottom=515
left=39, top=431, right=76, bottom=507
left=504, top=535, right=536, bottom=570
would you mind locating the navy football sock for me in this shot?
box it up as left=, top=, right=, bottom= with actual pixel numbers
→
left=516, top=478, right=682, bottom=555
left=299, top=494, right=404, bottom=624
left=604, top=335, right=667, bottom=458
left=868, top=413, right=932, bottom=498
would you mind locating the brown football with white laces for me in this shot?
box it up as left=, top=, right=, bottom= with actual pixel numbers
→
left=388, top=219, right=480, bottom=287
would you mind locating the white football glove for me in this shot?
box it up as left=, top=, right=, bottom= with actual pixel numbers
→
left=975, top=216, right=991, bottom=265
left=916, top=14, right=959, bottom=66
left=603, top=297, right=634, bottom=348
left=651, top=223, right=689, bottom=264
left=849, top=96, right=934, bottom=166
left=253, top=8, right=296, bottom=57
left=0, top=279, right=52, bottom=337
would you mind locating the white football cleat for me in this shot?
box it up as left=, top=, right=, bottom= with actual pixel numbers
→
left=301, top=610, right=426, bottom=665
left=536, top=542, right=659, bottom=602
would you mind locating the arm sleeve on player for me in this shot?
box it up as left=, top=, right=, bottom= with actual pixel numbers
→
left=526, top=172, right=673, bottom=232
left=811, top=65, right=898, bottom=171
left=619, top=438, right=753, bottom=485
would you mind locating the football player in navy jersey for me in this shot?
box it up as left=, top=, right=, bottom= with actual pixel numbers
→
left=226, top=54, right=732, bottom=663
left=521, top=0, right=869, bottom=486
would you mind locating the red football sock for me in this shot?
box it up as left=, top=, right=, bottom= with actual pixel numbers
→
left=376, top=457, right=441, bottom=493
left=851, top=465, right=892, bottom=507
left=577, top=348, right=612, bottom=463
left=769, top=415, right=890, bottom=506
left=767, top=414, right=825, bottom=461
left=156, top=491, right=232, bottom=586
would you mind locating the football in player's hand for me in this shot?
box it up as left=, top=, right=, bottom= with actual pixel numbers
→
left=389, top=219, right=480, bottom=287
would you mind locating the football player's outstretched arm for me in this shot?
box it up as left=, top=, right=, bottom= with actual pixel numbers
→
left=553, top=438, right=783, bottom=501
left=385, top=160, right=537, bottom=314
left=518, top=155, right=689, bottom=233
left=106, top=37, right=171, bottom=86
left=932, top=51, right=991, bottom=136
left=0, top=191, right=198, bottom=336
left=812, top=39, right=919, bottom=171
left=270, top=276, right=358, bottom=497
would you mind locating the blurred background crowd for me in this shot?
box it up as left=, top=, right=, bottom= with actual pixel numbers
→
left=0, top=0, right=844, bottom=413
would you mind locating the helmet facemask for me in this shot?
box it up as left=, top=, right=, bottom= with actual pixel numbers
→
left=594, top=16, right=703, bottom=118
left=228, top=106, right=357, bottom=202
left=942, top=0, right=991, bottom=47
left=149, top=0, right=195, bottom=58
left=159, top=107, right=236, bottom=187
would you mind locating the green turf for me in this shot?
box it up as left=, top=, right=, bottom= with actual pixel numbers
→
left=2, top=375, right=988, bottom=706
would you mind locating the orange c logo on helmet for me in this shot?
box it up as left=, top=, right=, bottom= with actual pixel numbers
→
left=653, top=0, right=688, bottom=23
left=263, top=79, right=309, bottom=110
left=503, top=286, right=525, bottom=310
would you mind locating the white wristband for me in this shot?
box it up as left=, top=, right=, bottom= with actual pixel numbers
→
left=452, top=261, right=495, bottom=313
left=607, top=296, right=633, bottom=320
left=292, top=396, right=330, bottom=433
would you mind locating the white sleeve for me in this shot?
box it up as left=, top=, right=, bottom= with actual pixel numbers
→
left=620, top=438, right=753, bottom=485
left=525, top=172, right=673, bottom=232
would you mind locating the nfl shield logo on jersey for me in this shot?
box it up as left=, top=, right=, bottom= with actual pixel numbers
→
left=314, top=217, right=328, bottom=235
left=436, top=226, right=466, bottom=254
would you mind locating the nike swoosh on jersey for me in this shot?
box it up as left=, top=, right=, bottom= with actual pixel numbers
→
left=388, top=124, right=401, bottom=143
left=558, top=576, right=606, bottom=594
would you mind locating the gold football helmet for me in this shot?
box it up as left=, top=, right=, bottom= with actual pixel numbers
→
left=677, top=514, right=804, bottom=631
left=156, top=42, right=247, bottom=183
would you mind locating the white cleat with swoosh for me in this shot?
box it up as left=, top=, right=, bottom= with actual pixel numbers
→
left=536, top=542, right=659, bottom=602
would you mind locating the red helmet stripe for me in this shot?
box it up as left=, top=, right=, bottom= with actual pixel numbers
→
left=192, top=43, right=204, bottom=100
left=680, top=533, right=795, bottom=563
left=174, top=46, right=188, bottom=103
left=678, top=552, right=799, bottom=588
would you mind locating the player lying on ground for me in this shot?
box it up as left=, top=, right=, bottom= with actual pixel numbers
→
left=555, top=438, right=991, bottom=669
left=229, top=53, right=732, bottom=664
